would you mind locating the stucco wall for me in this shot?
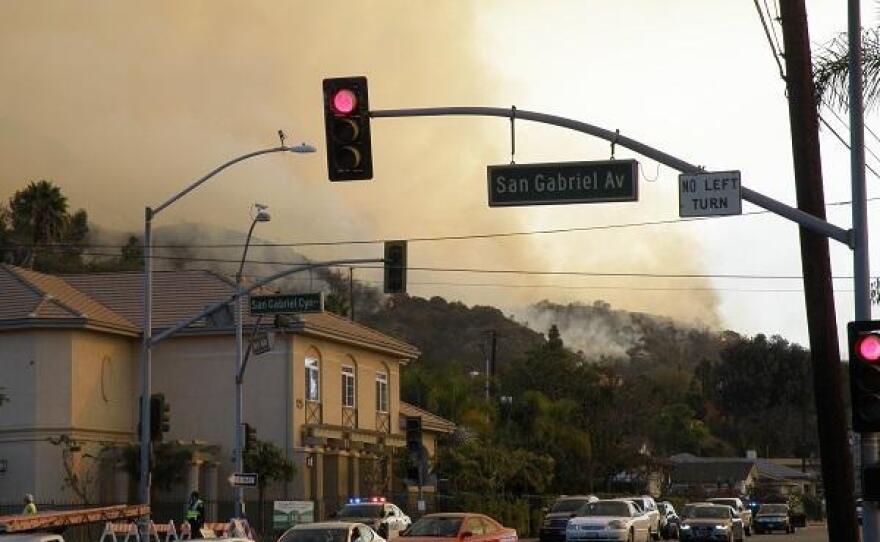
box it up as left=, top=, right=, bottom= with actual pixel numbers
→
left=0, top=329, right=136, bottom=503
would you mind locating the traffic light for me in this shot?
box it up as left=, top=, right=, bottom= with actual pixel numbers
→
left=848, top=320, right=880, bottom=432
left=405, top=416, right=422, bottom=453
left=323, top=76, right=373, bottom=181
left=243, top=422, right=257, bottom=453
left=149, top=393, right=170, bottom=442
left=384, top=240, right=407, bottom=294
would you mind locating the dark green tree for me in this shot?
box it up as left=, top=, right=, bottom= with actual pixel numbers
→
left=244, top=437, right=296, bottom=532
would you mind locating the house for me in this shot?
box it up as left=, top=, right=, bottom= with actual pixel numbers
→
left=668, top=453, right=816, bottom=497
left=0, top=264, right=453, bottom=516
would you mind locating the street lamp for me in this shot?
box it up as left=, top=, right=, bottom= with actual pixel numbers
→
left=233, top=203, right=272, bottom=519
left=140, top=140, right=315, bottom=526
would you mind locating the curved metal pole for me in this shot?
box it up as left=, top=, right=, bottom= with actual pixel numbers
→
left=371, top=107, right=851, bottom=246
left=140, top=145, right=307, bottom=531
left=154, top=146, right=297, bottom=215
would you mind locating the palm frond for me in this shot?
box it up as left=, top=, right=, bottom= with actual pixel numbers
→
left=814, top=28, right=880, bottom=111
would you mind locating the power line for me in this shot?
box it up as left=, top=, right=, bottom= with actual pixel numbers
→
left=55, top=249, right=859, bottom=281
left=356, top=278, right=856, bottom=294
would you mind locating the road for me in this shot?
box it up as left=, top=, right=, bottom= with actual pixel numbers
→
left=748, top=524, right=828, bottom=542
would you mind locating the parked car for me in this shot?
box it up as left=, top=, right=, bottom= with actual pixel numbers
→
left=679, top=504, right=744, bottom=542
left=705, top=498, right=752, bottom=536
left=400, top=513, right=517, bottom=542
left=539, top=495, right=599, bottom=542
left=624, top=497, right=661, bottom=540
left=657, top=502, right=680, bottom=540
left=278, top=522, right=387, bottom=542
left=566, top=499, right=652, bottom=542
left=752, top=504, right=794, bottom=535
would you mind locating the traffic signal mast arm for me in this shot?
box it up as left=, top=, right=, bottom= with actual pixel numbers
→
left=369, top=106, right=852, bottom=247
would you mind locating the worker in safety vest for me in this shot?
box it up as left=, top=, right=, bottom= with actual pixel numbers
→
left=22, top=494, right=37, bottom=515
left=185, top=490, right=205, bottom=538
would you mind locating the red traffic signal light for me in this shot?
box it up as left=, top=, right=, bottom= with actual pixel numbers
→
left=331, top=89, right=358, bottom=115
left=323, top=77, right=373, bottom=181
left=856, top=333, right=880, bottom=363
left=849, top=321, right=880, bottom=432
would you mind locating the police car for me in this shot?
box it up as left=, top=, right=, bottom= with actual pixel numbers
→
left=335, top=498, right=411, bottom=538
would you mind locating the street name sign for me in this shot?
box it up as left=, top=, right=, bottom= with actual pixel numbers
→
left=228, top=472, right=258, bottom=487
left=487, top=159, right=639, bottom=207
left=250, top=331, right=271, bottom=355
left=250, top=293, right=324, bottom=315
left=679, top=170, right=742, bottom=217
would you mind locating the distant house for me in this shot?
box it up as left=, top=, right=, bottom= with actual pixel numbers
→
left=668, top=453, right=816, bottom=497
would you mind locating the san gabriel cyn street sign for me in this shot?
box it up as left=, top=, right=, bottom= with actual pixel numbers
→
left=487, top=159, right=639, bottom=207
left=679, top=170, right=742, bottom=217
left=249, top=292, right=324, bottom=315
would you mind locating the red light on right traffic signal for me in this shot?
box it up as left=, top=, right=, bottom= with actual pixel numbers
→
left=857, top=333, right=880, bottom=363
left=849, top=321, right=880, bottom=432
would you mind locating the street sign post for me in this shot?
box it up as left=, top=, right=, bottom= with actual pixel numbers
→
left=250, top=293, right=324, bottom=315
left=679, top=170, right=742, bottom=217
left=487, top=159, right=638, bottom=207
left=228, top=473, right=258, bottom=488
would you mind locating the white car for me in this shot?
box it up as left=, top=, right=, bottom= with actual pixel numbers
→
left=278, top=521, right=387, bottom=542
left=624, top=497, right=660, bottom=540
left=336, top=500, right=412, bottom=539
left=566, top=499, right=651, bottom=542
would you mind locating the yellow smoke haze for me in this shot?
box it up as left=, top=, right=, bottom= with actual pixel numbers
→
left=0, top=1, right=721, bottom=329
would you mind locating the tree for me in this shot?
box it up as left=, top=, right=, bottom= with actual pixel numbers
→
left=47, top=435, right=101, bottom=504
left=814, top=28, right=880, bottom=109
left=244, top=437, right=296, bottom=532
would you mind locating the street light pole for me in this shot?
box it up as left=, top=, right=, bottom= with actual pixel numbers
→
left=139, top=142, right=315, bottom=537
left=234, top=205, right=271, bottom=519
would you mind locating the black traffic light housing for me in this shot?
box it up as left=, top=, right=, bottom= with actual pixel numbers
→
left=149, top=393, right=170, bottom=442
left=243, top=422, right=257, bottom=453
left=384, top=240, right=407, bottom=294
left=848, top=320, right=880, bottom=433
left=405, top=416, right=422, bottom=453
left=323, top=76, right=373, bottom=181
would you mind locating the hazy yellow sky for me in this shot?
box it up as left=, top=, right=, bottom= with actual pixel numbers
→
left=0, top=1, right=874, bottom=348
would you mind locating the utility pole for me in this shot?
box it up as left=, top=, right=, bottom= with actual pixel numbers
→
left=779, top=2, right=859, bottom=540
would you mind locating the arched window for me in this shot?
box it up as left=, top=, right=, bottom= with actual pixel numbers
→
left=375, top=370, right=389, bottom=413
left=342, top=365, right=356, bottom=408
left=305, top=356, right=320, bottom=402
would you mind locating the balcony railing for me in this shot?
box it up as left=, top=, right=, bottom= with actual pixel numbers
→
left=342, top=407, right=358, bottom=429
left=305, top=401, right=323, bottom=425
left=376, top=412, right=390, bottom=433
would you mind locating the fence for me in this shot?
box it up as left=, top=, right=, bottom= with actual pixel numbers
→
left=2, top=493, right=555, bottom=541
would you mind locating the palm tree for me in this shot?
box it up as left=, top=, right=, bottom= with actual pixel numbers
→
left=8, top=180, right=69, bottom=267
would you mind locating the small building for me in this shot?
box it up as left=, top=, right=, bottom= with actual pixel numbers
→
left=668, top=453, right=816, bottom=497
left=0, top=265, right=451, bottom=515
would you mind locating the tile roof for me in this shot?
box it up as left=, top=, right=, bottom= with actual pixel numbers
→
left=0, top=265, right=137, bottom=334
left=669, top=454, right=813, bottom=482
left=0, top=267, right=420, bottom=358
left=670, top=461, right=757, bottom=485
left=399, top=401, right=456, bottom=433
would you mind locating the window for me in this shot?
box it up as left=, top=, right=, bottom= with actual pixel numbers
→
left=465, top=518, right=484, bottom=536
left=342, top=365, right=356, bottom=408
left=306, top=357, right=320, bottom=402
left=375, top=372, right=389, bottom=412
